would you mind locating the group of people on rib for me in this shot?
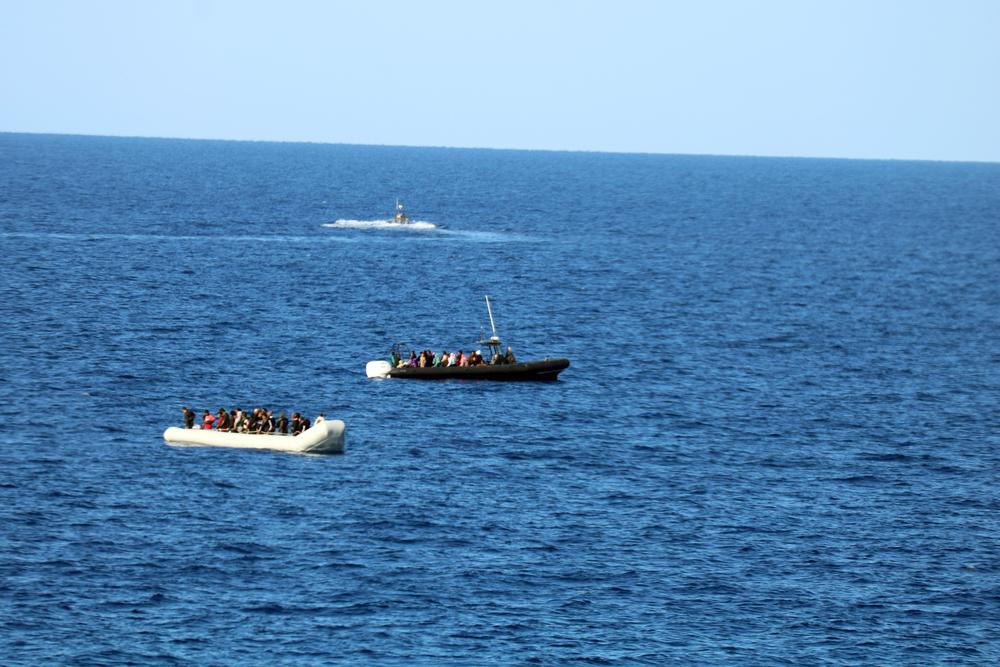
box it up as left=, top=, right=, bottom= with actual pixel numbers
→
left=180, top=406, right=317, bottom=435
left=391, top=346, right=517, bottom=369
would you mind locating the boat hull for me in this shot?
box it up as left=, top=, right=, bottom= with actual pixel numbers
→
left=384, top=358, right=569, bottom=381
left=163, top=418, right=345, bottom=454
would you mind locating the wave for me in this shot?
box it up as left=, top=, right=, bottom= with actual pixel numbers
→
left=321, top=223, right=536, bottom=243
left=322, top=219, right=437, bottom=230
left=0, top=231, right=362, bottom=244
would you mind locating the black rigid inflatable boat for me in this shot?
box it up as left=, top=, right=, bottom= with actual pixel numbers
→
left=386, top=357, right=569, bottom=381
left=366, top=296, right=570, bottom=382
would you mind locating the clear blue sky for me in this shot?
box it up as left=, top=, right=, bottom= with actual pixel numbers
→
left=2, top=0, right=998, bottom=161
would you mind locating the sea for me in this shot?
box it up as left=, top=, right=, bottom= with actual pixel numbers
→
left=1, top=132, right=998, bottom=665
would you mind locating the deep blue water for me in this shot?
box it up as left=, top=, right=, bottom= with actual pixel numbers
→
left=1, top=132, right=999, bottom=665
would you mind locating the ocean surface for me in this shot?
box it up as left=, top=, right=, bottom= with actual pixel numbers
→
left=1, top=132, right=998, bottom=665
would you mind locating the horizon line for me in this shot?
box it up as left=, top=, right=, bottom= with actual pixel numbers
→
left=2, top=129, right=997, bottom=166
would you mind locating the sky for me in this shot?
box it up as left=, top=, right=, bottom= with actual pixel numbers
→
left=1, top=0, right=998, bottom=161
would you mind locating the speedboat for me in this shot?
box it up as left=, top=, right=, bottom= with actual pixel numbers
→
left=322, top=199, right=438, bottom=230
left=366, top=296, right=570, bottom=381
left=163, top=417, right=345, bottom=454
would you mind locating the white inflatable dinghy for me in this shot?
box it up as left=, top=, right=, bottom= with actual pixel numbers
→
left=163, top=417, right=345, bottom=454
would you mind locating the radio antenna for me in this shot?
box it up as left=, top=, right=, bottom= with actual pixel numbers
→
left=485, top=295, right=499, bottom=340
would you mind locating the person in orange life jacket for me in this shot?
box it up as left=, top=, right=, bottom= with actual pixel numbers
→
left=202, top=410, right=215, bottom=429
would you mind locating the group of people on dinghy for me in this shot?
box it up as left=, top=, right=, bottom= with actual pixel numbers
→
left=391, top=346, right=517, bottom=369
left=180, top=406, right=317, bottom=435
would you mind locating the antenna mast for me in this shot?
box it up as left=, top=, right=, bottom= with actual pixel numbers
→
left=485, top=295, right=498, bottom=340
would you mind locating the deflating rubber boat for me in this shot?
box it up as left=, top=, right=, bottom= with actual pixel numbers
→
left=163, top=417, right=345, bottom=454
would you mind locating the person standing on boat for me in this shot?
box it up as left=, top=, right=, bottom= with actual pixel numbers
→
left=505, top=346, right=517, bottom=364
left=277, top=412, right=288, bottom=434
left=181, top=406, right=195, bottom=429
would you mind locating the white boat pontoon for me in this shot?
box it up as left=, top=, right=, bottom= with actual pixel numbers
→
left=163, top=417, right=345, bottom=454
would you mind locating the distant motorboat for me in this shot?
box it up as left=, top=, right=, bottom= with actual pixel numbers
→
left=163, top=417, right=345, bottom=454
left=366, top=296, right=570, bottom=381
left=322, top=199, right=437, bottom=230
